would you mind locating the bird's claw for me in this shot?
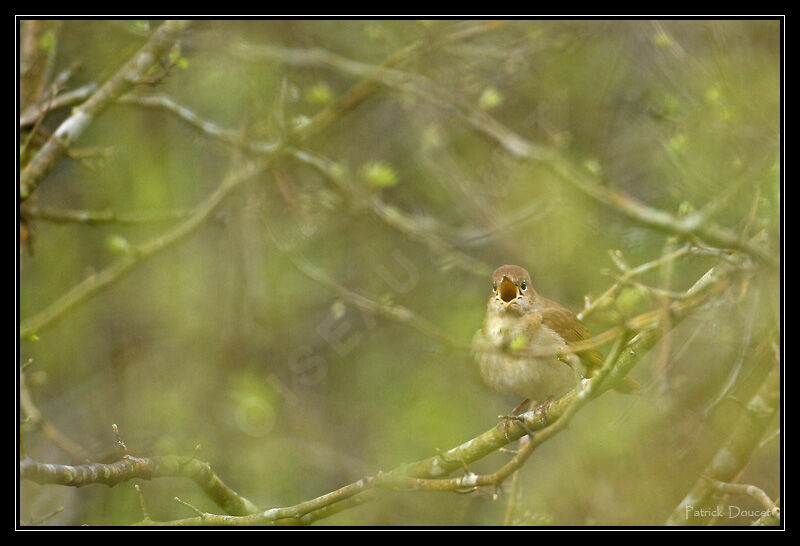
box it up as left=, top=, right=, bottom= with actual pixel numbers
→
left=532, top=396, right=554, bottom=426
left=498, top=398, right=532, bottom=442
left=498, top=413, right=535, bottom=439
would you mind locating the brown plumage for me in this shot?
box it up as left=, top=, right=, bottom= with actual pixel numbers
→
left=540, top=299, right=602, bottom=365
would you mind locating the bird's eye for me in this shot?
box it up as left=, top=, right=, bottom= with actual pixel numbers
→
left=492, top=283, right=497, bottom=293
left=520, top=281, right=527, bottom=291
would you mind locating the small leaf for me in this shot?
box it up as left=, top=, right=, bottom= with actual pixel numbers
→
left=106, top=234, right=131, bottom=254
left=168, top=45, right=189, bottom=70
left=478, top=87, right=503, bottom=111
left=361, top=161, right=398, bottom=189
left=305, top=82, right=334, bottom=105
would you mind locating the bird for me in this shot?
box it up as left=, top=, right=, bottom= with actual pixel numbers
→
left=472, top=264, right=637, bottom=414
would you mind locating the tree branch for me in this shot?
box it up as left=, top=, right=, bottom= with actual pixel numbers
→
left=21, top=26, right=488, bottom=338
left=20, top=83, right=98, bottom=129
left=540, top=158, right=779, bottom=269
left=665, top=364, right=780, bottom=525
left=19, top=20, right=190, bottom=201
left=243, top=42, right=777, bottom=270
left=702, top=476, right=779, bottom=514
left=287, top=148, right=492, bottom=277
left=19, top=160, right=267, bottom=339
left=20, top=369, right=92, bottom=463
left=21, top=204, right=193, bottom=226
left=20, top=454, right=259, bottom=516
left=20, top=20, right=61, bottom=111
left=117, top=93, right=279, bottom=154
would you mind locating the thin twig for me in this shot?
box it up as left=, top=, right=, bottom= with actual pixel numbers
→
left=242, top=42, right=777, bottom=269
left=703, top=286, right=761, bottom=416
left=22, top=205, right=194, bottom=225
left=20, top=20, right=191, bottom=201
left=287, top=148, right=491, bottom=277
left=20, top=26, right=495, bottom=338
left=26, top=506, right=64, bottom=526
left=134, top=485, right=152, bottom=522
left=278, top=245, right=468, bottom=351
left=20, top=369, right=93, bottom=463
left=20, top=83, right=98, bottom=128
left=118, top=93, right=279, bottom=154
left=20, top=160, right=267, bottom=339
left=701, top=476, right=779, bottom=513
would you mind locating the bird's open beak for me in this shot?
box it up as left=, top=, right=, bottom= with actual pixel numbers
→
left=497, top=277, right=519, bottom=304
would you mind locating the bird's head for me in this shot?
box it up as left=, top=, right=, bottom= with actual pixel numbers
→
left=487, top=264, right=536, bottom=315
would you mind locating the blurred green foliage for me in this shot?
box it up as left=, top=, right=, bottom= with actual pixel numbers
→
left=20, top=19, right=779, bottom=526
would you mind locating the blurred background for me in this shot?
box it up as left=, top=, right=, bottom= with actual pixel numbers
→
left=19, top=19, right=780, bottom=525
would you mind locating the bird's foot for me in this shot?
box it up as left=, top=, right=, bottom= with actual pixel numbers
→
left=498, top=414, right=535, bottom=441
left=531, top=396, right=554, bottom=426
left=499, top=399, right=534, bottom=440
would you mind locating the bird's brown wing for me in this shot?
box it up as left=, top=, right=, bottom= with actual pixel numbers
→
left=539, top=296, right=640, bottom=392
left=539, top=298, right=604, bottom=373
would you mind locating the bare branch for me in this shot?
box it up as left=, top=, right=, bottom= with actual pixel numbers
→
left=20, top=83, right=97, bottom=128
left=117, top=93, right=279, bottom=154
left=134, top=485, right=152, bottom=523
left=666, top=364, right=780, bottom=525
left=22, top=205, right=193, bottom=226
left=20, top=369, right=92, bottom=463
left=278, top=248, right=468, bottom=351
left=578, top=244, right=692, bottom=321
left=288, top=148, right=492, bottom=277
left=702, top=476, right=779, bottom=513
left=541, top=158, right=778, bottom=269
left=20, top=454, right=259, bottom=516
left=20, top=20, right=61, bottom=111
left=243, top=42, right=777, bottom=269
left=19, top=20, right=191, bottom=201
left=20, top=25, right=489, bottom=338
left=19, top=160, right=267, bottom=339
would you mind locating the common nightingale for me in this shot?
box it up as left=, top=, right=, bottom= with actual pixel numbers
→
left=472, top=264, right=637, bottom=408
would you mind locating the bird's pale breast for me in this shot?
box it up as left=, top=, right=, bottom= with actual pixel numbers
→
left=472, top=310, right=583, bottom=401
